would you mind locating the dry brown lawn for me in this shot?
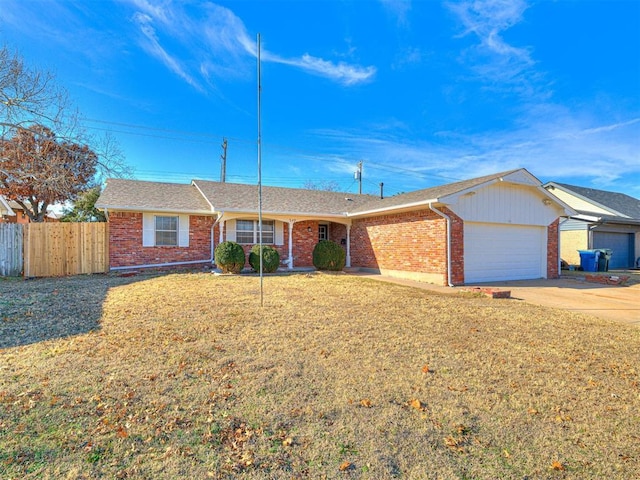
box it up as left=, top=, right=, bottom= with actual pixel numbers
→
left=1, top=272, right=639, bottom=479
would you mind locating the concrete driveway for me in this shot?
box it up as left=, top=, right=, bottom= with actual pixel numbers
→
left=468, top=276, right=640, bottom=326
left=351, top=271, right=640, bottom=326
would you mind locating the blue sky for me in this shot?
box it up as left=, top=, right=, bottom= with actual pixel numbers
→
left=1, top=0, right=639, bottom=197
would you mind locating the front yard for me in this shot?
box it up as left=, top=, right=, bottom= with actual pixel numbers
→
left=1, top=272, right=639, bottom=479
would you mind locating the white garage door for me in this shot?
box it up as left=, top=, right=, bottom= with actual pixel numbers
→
left=464, top=222, right=547, bottom=283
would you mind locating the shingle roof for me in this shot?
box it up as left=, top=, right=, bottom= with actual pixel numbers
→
left=350, top=169, right=522, bottom=214
left=192, top=180, right=375, bottom=216
left=96, top=178, right=212, bottom=213
left=552, top=183, right=640, bottom=220
left=97, top=169, right=535, bottom=218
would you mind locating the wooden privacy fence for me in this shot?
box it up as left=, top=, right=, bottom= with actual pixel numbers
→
left=0, top=222, right=109, bottom=277
left=23, top=222, right=109, bottom=277
left=0, top=223, right=23, bottom=276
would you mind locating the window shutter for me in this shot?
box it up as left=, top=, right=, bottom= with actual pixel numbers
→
left=226, top=219, right=236, bottom=242
left=178, top=215, right=189, bottom=247
left=142, top=213, right=154, bottom=247
left=275, top=221, right=284, bottom=245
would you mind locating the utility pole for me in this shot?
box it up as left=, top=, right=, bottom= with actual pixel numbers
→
left=220, top=138, right=228, bottom=183
left=355, top=161, right=363, bottom=194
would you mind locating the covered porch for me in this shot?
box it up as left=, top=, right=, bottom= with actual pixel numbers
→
left=215, top=214, right=352, bottom=270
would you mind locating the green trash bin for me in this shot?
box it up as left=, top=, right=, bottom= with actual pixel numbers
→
left=596, top=249, right=612, bottom=272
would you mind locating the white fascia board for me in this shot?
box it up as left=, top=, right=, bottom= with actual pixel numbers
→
left=95, top=205, right=213, bottom=215
left=220, top=208, right=348, bottom=219
left=348, top=198, right=440, bottom=217
left=572, top=214, right=601, bottom=222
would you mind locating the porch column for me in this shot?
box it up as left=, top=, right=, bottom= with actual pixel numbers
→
left=345, top=224, right=351, bottom=268
left=288, top=219, right=296, bottom=270
left=219, top=220, right=225, bottom=244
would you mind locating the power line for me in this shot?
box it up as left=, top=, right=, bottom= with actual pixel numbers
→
left=83, top=116, right=465, bottom=186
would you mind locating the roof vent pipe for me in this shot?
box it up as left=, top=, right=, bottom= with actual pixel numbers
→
left=380, top=182, right=384, bottom=200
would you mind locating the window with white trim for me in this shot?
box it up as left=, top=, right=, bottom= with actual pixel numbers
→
left=155, top=215, right=178, bottom=246
left=235, top=219, right=275, bottom=244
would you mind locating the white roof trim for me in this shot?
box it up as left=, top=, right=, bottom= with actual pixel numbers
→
left=348, top=198, right=440, bottom=217
left=0, top=196, right=16, bottom=216
left=96, top=205, right=214, bottom=215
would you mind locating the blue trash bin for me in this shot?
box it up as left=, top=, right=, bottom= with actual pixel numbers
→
left=578, top=250, right=599, bottom=272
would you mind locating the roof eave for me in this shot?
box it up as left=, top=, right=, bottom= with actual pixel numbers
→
left=349, top=198, right=440, bottom=217
left=219, top=208, right=349, bottom=218
left=96, top=205, right=214, bottom=215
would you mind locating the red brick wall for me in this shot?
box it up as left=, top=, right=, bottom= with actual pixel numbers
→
left=547, top=218, right=560, bottom=279
left=445, top=207, right=465, bottom=286
left=350, top=209, right=455, bottom=284
left=292, top=220, right=320, bottom=266
left=109, top=211, right=215, bottom=268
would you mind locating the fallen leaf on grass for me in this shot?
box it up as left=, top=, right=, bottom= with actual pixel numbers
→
left=339, top=461, right=352, bottom=471
left=421, top=364, right=430, bottom=374
left=527, top=408, right=539, bottom=415
left=551, top=460, right=565, bottom=471
left=409, top=398, right=426, bottom=411
left=282, top=437, right=293, bottom=447
left=503, top=449, right=511, bottom=458
left=447, top=385, right=469, bottom=392
left=360, top=399, right=372, bottom=408
left=443, top=436, right=464, bottom=452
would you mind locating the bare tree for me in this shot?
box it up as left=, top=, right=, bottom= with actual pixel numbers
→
left=0, top=45, right=131, bottom=218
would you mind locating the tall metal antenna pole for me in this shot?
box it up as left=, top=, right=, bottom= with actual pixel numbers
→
left=357, top=161, right=363, bottom=194
left=257, top=33, right=264, bottom=307
left=220, top=138, right=227, bottom=183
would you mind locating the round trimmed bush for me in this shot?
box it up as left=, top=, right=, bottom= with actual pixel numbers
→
left=249, top=245, right=280, bottom=273
left=312, top=240, right=346, bottom=271
left=214, top=241, right=245, bottom=273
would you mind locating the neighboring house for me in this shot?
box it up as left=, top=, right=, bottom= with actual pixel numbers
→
left=96, top=168, right=571, bottom=286
left=0, top=196, right=16, bottom=221
left=0, top=198, right=61, bottom=223
left=544, top=182, right=640, bottom=269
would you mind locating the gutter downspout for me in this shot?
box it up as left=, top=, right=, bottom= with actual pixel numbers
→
left=428, top=202, right=454, bottom=287
left=111, top=213, right=222, bottom=271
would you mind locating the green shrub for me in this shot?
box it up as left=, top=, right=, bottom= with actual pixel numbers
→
left=312, top=240, right=346, bottom=271
left=249, top=245, right=280, bottom=273
left=214, top=241, right=245, bottom=273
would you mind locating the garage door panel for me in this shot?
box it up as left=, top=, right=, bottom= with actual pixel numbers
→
left=465, top=223, right=546, bottom=283
left=593, top=232, right=632, bottom=269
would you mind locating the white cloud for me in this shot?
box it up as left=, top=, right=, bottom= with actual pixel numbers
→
left=132, top=12, right=203, bottom=92
left=308, top=109, right=640, bottom=195
left=447, top=0, right=539, bottom=93
left=126, top=1, right=375, bottom=90
left=270, top=54, right=376, bottom=86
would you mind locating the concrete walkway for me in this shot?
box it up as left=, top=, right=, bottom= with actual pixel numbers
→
left=351, top=272, right=640, bottom=326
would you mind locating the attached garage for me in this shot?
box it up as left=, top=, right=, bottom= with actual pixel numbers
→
left=593, top=231, right=634, bottom=269
left=464, top=222, right=547, bottom=283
